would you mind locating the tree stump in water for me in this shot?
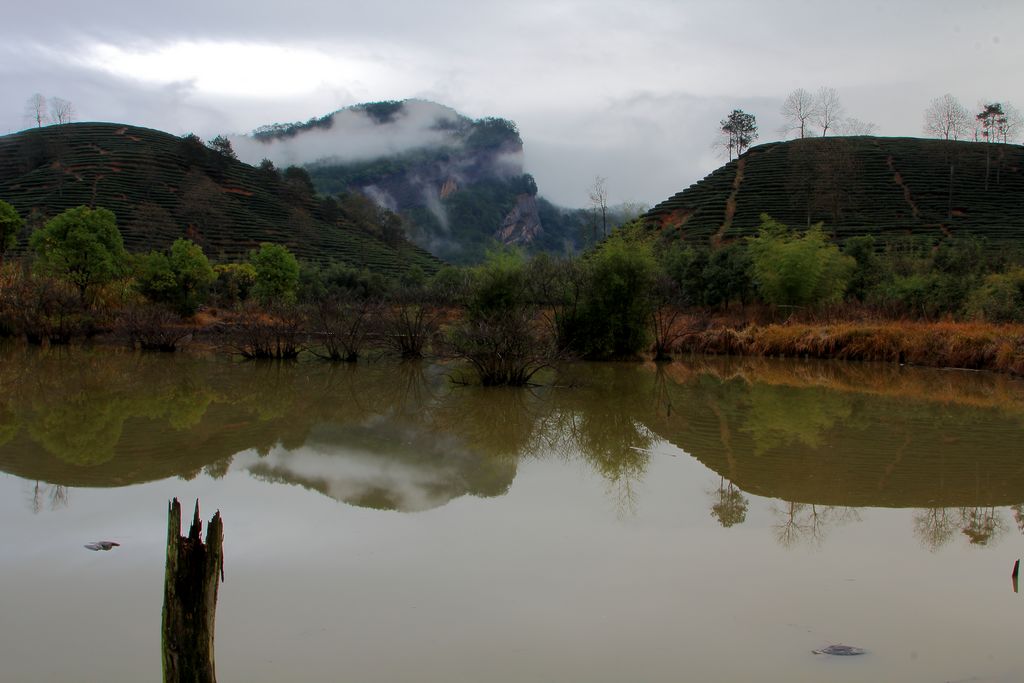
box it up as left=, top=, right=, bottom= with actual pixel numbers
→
left=162, top=498, right=224, bottom=683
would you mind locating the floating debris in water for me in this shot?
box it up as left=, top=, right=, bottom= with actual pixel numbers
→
left=813, top=644, right=866, bottom=656
left=84, top=541, right=120, bottom=551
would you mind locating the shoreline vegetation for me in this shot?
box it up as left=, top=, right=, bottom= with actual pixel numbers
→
left=1, top=202, right=1022, bottom=381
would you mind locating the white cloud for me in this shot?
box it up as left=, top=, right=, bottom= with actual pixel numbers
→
left=80, top=41, right=378, bottom=98
left=2, top=0, right=1024, bottom=205
left=230, top=99, right=465, bottom=167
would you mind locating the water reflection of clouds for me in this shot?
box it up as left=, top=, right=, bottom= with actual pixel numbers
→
left=236, top=445, right=471, bottom=513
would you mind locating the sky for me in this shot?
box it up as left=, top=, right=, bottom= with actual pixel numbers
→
left=1, top=0, right=1021, bottom=207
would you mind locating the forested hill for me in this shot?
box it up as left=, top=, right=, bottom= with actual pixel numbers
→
left=645, top=136, right=1024, bottom=249
left=0, top=122, right=441, bottom=276
left=241, top=99, right=586, bottom=263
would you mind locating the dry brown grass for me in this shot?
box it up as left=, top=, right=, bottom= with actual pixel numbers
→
left=676, top=319, right=1024, bottom=375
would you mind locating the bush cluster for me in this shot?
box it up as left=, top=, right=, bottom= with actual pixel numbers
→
left=2, top=203, right=1022, bottom=386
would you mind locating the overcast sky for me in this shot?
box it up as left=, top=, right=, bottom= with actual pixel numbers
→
left=2, top=0, right=1021, bottom=207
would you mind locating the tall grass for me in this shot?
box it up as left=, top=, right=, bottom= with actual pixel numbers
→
left=677, top=319, right=1024, bottom=375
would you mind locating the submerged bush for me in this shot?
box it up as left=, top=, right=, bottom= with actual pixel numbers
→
left=560, top=233, right=657, bottom=359
left=308, top=298, right=379, bottom=362
left=116, top=304, right=192, bottom=351
left=448, top=248, right=556, bottom=385
left=223, top=303, right=306, bottom=360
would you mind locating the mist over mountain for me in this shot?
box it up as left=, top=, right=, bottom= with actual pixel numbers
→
left=233, top=100, right=480, bottom=168
left=237, top=99, right=594, bottom=263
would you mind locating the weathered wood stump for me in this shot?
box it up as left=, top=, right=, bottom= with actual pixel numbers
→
left=162, top=498, right=224, bottom=683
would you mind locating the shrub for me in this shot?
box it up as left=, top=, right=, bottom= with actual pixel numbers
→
left=251, top=243, right=299, bottom=303
left=308, top=298, right=379, bottom=362
left=447, top=248, right=555, bottom=385
left=966, top=268, right=1024, bottom=322
left=561, top=233, right=657, bottom=359
left=4, top=270, right=90, bottom=345
left=747, top=214, right=855, bottom=307
left=116, top=304, right=192, bottom=351
left=701, top=243, right=753, bottom=307
left=223, top=303, right=306, bottom=360
left=134, top=239, right=214, bottom=315
left=212, top=263, right=257, bottom=306
left=843, top=235, right=883, bottom=302
left=0, top=199, right=23, bottom=263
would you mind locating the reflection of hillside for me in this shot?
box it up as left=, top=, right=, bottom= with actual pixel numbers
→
left=3, top=348, right=1024, bottom=514
left=655, top=356, right=1024, bottom=414
left=648, top=358, right=1024, bottom=508
left=0, top=349, right=518, bottom=511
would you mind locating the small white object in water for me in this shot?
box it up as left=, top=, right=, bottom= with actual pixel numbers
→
left=84, top=541, right=120, bottom=551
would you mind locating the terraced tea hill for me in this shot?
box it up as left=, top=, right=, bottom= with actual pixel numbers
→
left=645, top=136, right=1024, bottom=249
left=0, top=123, right=440, bottom=275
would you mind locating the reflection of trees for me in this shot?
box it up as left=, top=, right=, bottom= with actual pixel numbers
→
left=913, top=506, right=1012, bottom=549
left=226, top=361, right=302, bottom=422
left=772, top=501, right=860, bottom=548
left=743, top=384, right=852, bottom=456
left=16, top=351, right=218, bottom=466
left=27, top=480, right=68, bottom=513
left=27, top=393, right=127, bottom=466
left=430, top=384, right=541, bottom=462
left=1012, top=504, right=1024, bottom=533
left=710, top=476, right=748, bottom=527
left=913, top=508, right=958, bottom=551
left=202, top=456, right=234, bottom=480
left=547, top=366, right=658, bottom=516
left=0, top=404, right=20, bottom=449
left=6, top=345, right=1022, bottom=528
left=958, top=506, right=1004, bottom=546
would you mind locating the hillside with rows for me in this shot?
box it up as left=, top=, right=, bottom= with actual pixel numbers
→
left=0, top=122, right=441, bottom=275
left=645, top=136, right=1024, bottom=249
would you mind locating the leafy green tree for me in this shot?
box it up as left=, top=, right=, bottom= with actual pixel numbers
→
left=719, top=109, right=758, bottom=160
left=563, top=232, right=657, bottom=358
left=976, top=103, right=1007, bottom=143
left=30, top=206, right=128, bottom=302
left=747, top=214, right=854, bottom=307
left=212, top=263, right=257, bottom=306
left=251, top=243, right=300, bottom=303
left=134, top=239, right=215, bottom=315
left=207, top=135, right=237, bottom=159
left=467, top=247, right=529, bottom=320
left=0, top=199, right=24, bottom=264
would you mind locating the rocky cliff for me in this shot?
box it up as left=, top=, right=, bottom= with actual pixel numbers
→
left=240, top=100, right=570, bottom=263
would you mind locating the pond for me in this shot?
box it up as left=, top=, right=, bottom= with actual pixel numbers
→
left=1, top=346, right=1023, bottom=682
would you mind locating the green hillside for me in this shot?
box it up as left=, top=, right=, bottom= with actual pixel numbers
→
left=645, top=136, right=1024, bottom=249
left=0, top=122, right=441, bottom=276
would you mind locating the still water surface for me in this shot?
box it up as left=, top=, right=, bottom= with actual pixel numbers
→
left=1, top=346, right=1023, bottom=682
